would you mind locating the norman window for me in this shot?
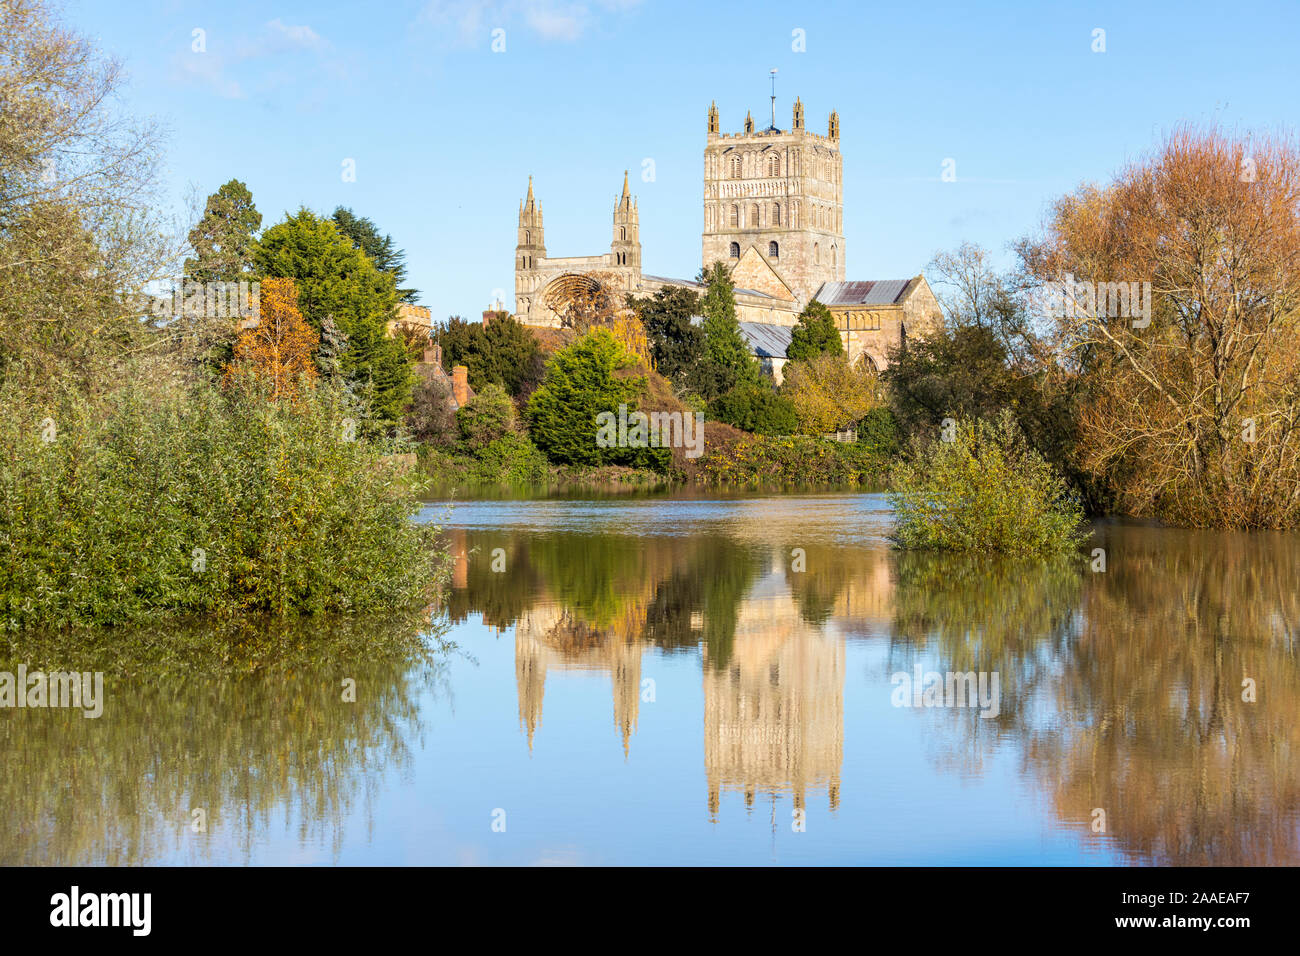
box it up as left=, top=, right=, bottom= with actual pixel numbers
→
left=729, top=242, right=740, bottom=258
left=768, top=241, right=779, bottom=258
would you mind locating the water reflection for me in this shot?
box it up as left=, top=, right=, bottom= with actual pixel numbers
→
left=0, top=611, right=452, bottom=865
left=445, top=508, right=1300, bottom=865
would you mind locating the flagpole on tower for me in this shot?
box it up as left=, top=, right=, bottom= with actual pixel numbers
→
left=769, top=68, right=778, bottom=131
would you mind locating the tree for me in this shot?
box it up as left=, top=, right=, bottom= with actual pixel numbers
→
left=1023, top=125, right=1300, bottom=527
left=710, top=382, right=798, bottom=435
left=456, top=383, right=517, bottom=453
left=436, top=314, right=543, bottom=398
left=254, top=208, right=411, bottom=425
left=787, top=299, right=843, bottom=362
left=316, top=314, right=349, bottom=384
left=698, top=261, right=759, bottom=398
left=889, top=411, right=1085, bottom=555
left=630, top=286, right=707, bottom=394
left=782, top=352, right=882, bottom=435
left=185, top=180, right=262, bottom=283
left=331, top=206, right=417, bottom=303
left=525, top=329, right=666, bottom=469
left=0, top=0, right=170, bottom=393
left=224, top=278, right=317, bottom=400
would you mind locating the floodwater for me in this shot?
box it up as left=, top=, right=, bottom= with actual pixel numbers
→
left=4, top=492, right=1298, bottom=865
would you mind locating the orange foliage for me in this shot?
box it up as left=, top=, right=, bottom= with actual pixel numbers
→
left=224, top=277, right=318, bottom=399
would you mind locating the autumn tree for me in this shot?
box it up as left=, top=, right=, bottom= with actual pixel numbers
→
left=1023, top=126, right=1300, bottom=527
left=225, top=278, right=318, bottom=399
left=782, top=352, right=882, bottom=435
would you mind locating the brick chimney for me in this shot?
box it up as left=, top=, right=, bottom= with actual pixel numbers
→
left=452, top=365, right=469, bottom=407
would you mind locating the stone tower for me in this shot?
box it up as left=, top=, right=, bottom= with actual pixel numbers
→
left=702, top=97, right=845, bottom=302
left=610, top=170, right=640, bottom=271
left=515, top=176, right=546, bottom=318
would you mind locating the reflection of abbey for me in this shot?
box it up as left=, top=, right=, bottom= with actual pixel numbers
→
left=513, top=98, right=942, bottom=374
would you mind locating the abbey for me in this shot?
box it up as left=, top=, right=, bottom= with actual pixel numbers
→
left=513, top=98, right=942, bottom=376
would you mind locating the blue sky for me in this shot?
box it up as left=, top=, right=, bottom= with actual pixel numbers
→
left=69, top=0, right=1299, bottom=320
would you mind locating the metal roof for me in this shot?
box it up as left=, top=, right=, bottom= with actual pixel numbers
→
left=737, top=321, right=793, bottom=359
left=815, top=279, right=915, bottom=306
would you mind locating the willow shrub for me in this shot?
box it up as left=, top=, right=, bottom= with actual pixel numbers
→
left=889, top=411, right=1086, bottom=555
left=0, top=376, right=444, bottom=629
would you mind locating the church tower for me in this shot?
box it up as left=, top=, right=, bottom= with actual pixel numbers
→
left=610, top=170, right=640, bottom=271
left=515, top=176, right=546, bottom=318
left=702, top=97, right=845, bottom=303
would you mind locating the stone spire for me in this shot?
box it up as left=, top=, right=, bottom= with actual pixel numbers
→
left=708, top=100, right=719, bottom=135
left=793, top=96, right=804, bottom=131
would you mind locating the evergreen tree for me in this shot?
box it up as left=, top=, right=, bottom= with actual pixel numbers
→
left=698, top=261, right=759, bottom=398
left=787, top=299, right=844, bottom=361
left=331, top=206, right=418, bottom=303
left=630, top=286, right=706, bottom=393
left=316, top=313, right=349, bottom=384
left=185, top=180, right=262, bottom=283
left=255, top=208, right=411, bottom=425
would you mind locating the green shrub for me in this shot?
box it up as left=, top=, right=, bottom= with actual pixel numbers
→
left=889, top=411, right=1086, bottom=555
left=857, top=406, right=902, bottom=457
left=710, top=383, right=798, bottom=435
left=525, top=329, right=668, bottom=471
left=456, top=382, right=516, bottom=453
left=697, top=435, right=889, bottom=487
left=0, top=377, right=445, bottom=629
left=468, top=434, right=549, bottom=485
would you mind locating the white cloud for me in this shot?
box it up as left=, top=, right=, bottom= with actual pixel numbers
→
left=417, top=0, right=641, bottom=45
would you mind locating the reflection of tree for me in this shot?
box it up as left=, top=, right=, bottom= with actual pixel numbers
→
left=886, top=529, right=1300, bottom=864
left=887, top=550, right=1083, bottom=734
left=1027, top=526, right=1300, bottom=865
left=451, top=528, right=762, bottom=668
left=0, top=611, right=452, bottom=865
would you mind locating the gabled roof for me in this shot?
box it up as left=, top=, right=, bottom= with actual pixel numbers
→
left=815, top=278, right=918, bottom=306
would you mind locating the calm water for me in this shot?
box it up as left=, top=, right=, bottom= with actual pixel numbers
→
left=4, top=492, right=1298, bottom=865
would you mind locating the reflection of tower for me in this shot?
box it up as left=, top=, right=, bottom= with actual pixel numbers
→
left=703, top=579, right=844, bottom=819
left=611, top=639, right=642, bottom=757
left=512, top=605, right=644, bottom=754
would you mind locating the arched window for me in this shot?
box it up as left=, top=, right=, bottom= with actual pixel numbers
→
left=768, top=241, right=779, bottom=258
left=772, top=202, right=781, bottom=225
left=768, top=153, right=779, bottom=177
left=730, top=204, right=739, bottom=227
left=730, top=156, right=741, bottom=178
left=814, top=242, right=820, bottom=264
left=729, top=242, right=740, bottom=258
left=750, top=203, right=760, bottom=228
left=620, top=227, right=626, bottom=241
left=831, top=245, right=837, bottom=270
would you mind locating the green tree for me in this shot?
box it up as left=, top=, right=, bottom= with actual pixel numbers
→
left=787, top=299, right=843, bottom=362
left=629, top=286, right=706, bottom=392
left=331, top=206, right=418, bottom=303
left=185, top=180, right=262, bottom=283
left=456, top=382, right=517, bottom=454
left=525, top=329, right=667, bottom=469
left=698, top=261, right=759, bottom=398
left=436, top=314, right=543, bottom=398
left=710, top=382, right=797, bottom=435
left=254, top=208, right=411, bottom=425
